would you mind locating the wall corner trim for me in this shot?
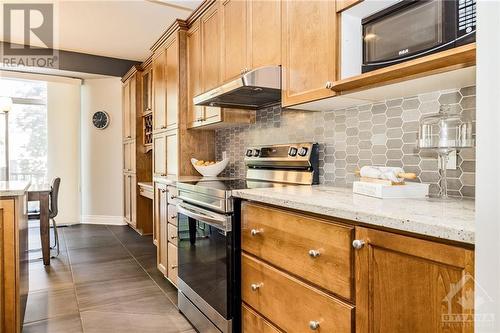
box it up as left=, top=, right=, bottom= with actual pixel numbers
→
left=80, top=215, right=127, bottom=226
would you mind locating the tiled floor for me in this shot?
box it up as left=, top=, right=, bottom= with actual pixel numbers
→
left=23, top=223, right=194, bottom=333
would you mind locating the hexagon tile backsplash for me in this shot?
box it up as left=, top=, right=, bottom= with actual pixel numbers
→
left=215, top=86, right=476, bottom=198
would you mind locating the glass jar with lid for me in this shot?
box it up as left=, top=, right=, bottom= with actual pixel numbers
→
left=417, top=105, right=474, bottom=198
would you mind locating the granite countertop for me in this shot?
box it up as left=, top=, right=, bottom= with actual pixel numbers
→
left=0, top=181, right=31, bottom=197
left=153, top=175, right=234, bottom=185
left=232, top=185, right=475, bottom=244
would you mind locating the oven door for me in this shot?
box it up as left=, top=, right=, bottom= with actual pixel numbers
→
left=177, top=202, right=234, bottom=329
left=362, top=0, right=456, bottom=72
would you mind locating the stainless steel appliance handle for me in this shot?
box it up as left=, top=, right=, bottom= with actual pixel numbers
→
left=177, top=203, right=230, bottom=231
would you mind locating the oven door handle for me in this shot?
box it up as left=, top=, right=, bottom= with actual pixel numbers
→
left=177, top=203, right=230, bottom=232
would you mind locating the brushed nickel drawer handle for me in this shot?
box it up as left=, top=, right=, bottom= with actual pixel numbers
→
left=171, top=265, right=177, bottom=269
left=309, top=321, right=320, bottom=330
left=160, top=173, right=167, bottom=177
left=352, top=239, right=365, bottom=249
left=170, top=215, right=176, bottom=219
left=250, top=229, right=262, bottom=236
left=250, top=283, right=263, bottom=291
left=308, top=249, right=321, bottom=258
left=170, top=195, right=177, bottom=200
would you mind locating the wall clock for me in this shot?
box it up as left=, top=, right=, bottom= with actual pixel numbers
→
left=92, top=111, right=110, bottom=129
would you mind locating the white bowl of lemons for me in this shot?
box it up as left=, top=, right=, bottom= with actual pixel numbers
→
left=191, top=158, right=229, bottom=177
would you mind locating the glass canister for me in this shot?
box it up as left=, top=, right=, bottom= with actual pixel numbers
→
left=417, top=105, right=474, bottom=198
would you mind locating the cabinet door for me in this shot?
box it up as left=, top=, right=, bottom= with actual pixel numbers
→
left=282, top=0, right=337, bottom=107
left=167, top=242, right=178, bottom=286
left=220, top=0, right=247, bottom=82
left=142, top=68, right=152, bottom=113
left=355, top=227, right=474, bottom=333
left=247, top=0, right=281, bottom=69
left=187, top=21, right=206, bottom=128
left=122, top=80, right=131, bottom=140
left=153, top=133, right=167, bottom=177
left=153, top=49, right=167, bottom=131
left=123, top=174, right=131, bottom=224
left=123, top=141, right=136, bottom=173
left=201, top=4, right=221, bottom=91
left=129, top=75, right=137, bottom=139
left=165, top=36, right=179, bottom=131
left=129, top=174, right=137, bottom=228
left=153, top=182, right=167, bottom=245
left=166, top=131, right=178, bottom=176
left=156, top=184, right=168, bottom=275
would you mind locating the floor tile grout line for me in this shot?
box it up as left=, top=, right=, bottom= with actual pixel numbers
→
left=105, top=225, right=179, bottom=307
left=60, top=227, right=87, bottom=332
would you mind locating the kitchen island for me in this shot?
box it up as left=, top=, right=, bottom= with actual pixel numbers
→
left=0, top=181, right=30, bottom=333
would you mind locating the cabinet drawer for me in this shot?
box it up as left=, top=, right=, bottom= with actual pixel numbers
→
left=167, top=186, right=179, bottom=205
left=167, top=223, right=178, bottom=246
left=242, top=303, right=282, bottom=333
left=167, top=243, right=178, bottom=286
left=241, top=202, right=354, bottom=300
left=138, top=186, right=153, bottom=200
left=167, top=204, right=177, bottom=226
left=242, top=253, right=353, bottom=333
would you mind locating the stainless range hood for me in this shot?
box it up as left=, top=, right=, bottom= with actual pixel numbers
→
left=193, top=66, right=281, bottom=110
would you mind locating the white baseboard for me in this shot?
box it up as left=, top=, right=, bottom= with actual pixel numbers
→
left=80, top=215, right=127, bottom=226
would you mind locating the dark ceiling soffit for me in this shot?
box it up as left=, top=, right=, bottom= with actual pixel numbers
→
left=1, top=41, right=140, bottom=77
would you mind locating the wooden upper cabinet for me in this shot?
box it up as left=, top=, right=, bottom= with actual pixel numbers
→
left=142, top=67, right=152, bottom=113
left=282, top=0, right=337, bottom=107
left=247, top=0, right=281, bottom=69
left=165, top=36, right=179, bottom=131
left=153, top=132, right=167, bottom=177
left=122, top=80, right=131, bottom=140
left=152, top=49, right=167, bottom=131
left=187, top=21, right=205, bottom=128
left=355, top=227, right=474, bottom=333
left=220, top=0, right=247, bottom=82
left=201, top=4, right=221, bottom=91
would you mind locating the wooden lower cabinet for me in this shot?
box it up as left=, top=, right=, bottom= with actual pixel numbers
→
left=242, top=253, right=354, bottom=333
left=241, top=202, right=475, bottom=333
left=1, top=197, right=28, bottom=333
left=167, top=242, right=178, bottom=286
left=355, top=227, right=474, bottom=333
left=242, top=303, right=282, bottom=333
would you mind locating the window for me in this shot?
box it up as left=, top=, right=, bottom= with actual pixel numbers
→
left=0, top=78, right=48, bottom=183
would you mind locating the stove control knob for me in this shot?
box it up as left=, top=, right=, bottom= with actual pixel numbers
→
left=253, top=149, right=260, bottom=157
left=298, top=147, right=309, bottom=156
left=288, top=147, right=298, bottom=157
left=246, top=149, right=253, bottom=157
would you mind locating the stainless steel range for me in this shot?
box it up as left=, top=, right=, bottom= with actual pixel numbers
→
left=176, top=143, right=319, bottom=333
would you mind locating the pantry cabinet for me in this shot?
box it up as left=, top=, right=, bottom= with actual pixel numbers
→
left=354, top=227, right=474, bottom=333
left=122, top=68, right=152, bottom=235
left=281, top=0, right=338, bottom=107
left=241, top=201, right=475, bottom=333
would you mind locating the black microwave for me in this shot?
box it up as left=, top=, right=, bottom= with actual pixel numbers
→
left=362, top=0, right=476, bottom=73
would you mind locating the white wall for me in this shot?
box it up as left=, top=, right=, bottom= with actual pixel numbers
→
left=47, top=80, right=82, bottom=224
left=476, top=1, right=500, bottom=331
left=80, top=77, right=124, bottom=225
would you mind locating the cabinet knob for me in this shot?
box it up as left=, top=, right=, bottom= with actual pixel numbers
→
left=160, top=189, right=166, bottom=193
left=325, top=81, right=332, bottom=89
left=308, top=249, right=321, bottom=258
left=170, top=195, right=177, bottom=200
left=170, top=235, right=177, bottom=239
left=250, top=283, right=263, bottom=291
left=170, top=215, right=176, bottom=219
left=250, top=229, right=262, bottom=236
left=309, top=321, right=320, bottom=331
left=171, top=265, right=178, bottom=269
left=352, top=239, right=366, bottom=249
left=160, top=173, right=167, bottom=177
